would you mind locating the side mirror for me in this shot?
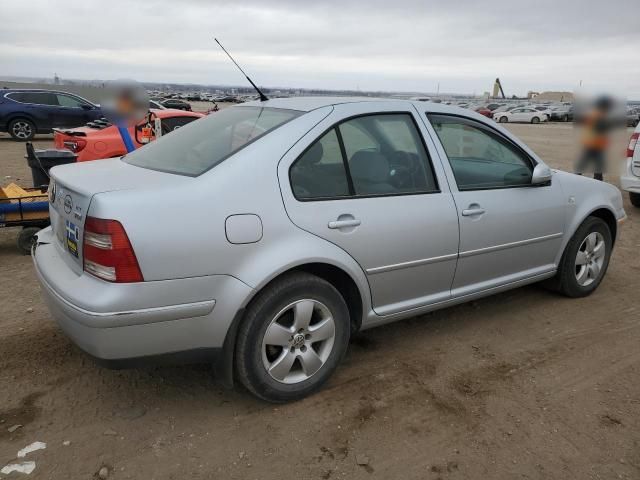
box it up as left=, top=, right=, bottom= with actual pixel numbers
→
left=531, top=163, right=553, bottom=185
left=81, top=104, right=93, bottom=110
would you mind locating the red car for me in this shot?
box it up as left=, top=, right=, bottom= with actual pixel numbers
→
left=474, top=106, right=493, bottom=118
left=53, top=109, right=203, bottom=161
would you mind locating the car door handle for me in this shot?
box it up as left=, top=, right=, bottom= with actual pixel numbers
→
left=328, top=219, right=361, bottom=229
left=461, top=207, right=486, bottom=216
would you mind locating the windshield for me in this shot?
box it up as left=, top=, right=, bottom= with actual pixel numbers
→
left=123, top=106, right=301, bottom=176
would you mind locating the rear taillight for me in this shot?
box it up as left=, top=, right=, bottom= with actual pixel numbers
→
left=627, top=132, right=639, bottom=158
left=83, top=217, right=143, bottom=283
left=63, top=139, right=87, bottom=153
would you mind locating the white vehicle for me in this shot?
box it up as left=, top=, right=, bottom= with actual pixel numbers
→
left=621, top=124, right=640, bottom=207
left=494, top=107, right=548, bottom=124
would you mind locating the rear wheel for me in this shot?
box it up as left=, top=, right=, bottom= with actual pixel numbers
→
left=553, top=217, right=612, bottom=298
left=8, top=118, right=35, bottom=141
left=562, top=114, right=569, bottom=122
left=531, top=116, right=540, bottom=124
left=630, top=192, right=640, bottom=208
left=235, top=272, right=350, bottom=403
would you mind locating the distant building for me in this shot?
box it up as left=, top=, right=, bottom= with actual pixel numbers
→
left=527, top=91, right=540, bottom=99
left=534, top=91, right=574, bottom=102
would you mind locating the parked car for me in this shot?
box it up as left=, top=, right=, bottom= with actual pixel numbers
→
left=53, top=109, right=203, bottom=161
left=626, top=108, right=640, bottom=127
left=149, top=99, right=166, bottom=110
left=474, top=106, right=493, bottom=118
left=0, top=89, right=103, bottom=140
left=492, top=104, right=526, bottom=114
left=620, top=124, right=640, bottom=207
left=159, top=98, right=192, bottom=111
left=34, top=98, right=625, bottom=402
left=493, top=107, right=548, bottom=124
left=532, top=105, right=554, bottom=117
left=549, top=106, right=574, bottom=122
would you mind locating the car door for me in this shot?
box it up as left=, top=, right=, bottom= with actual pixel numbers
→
left=55, top=93, right=95, bottom=127
left=509, top=108, right=525, bottom=122
left=279, top=102, right=460, bottom=316
left=425, top=113, right=566, bottom=296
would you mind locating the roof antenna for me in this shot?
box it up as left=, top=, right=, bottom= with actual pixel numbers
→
left=214, top=38, right=268, bottom=102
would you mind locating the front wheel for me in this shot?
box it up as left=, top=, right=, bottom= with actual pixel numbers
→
left=235, top=272, right=350, bottom=402
left=499, top=116, right=508, bottom=123
left=553, top=217, right=612, bottom=298
left=630, top=192, right=640, bottom=208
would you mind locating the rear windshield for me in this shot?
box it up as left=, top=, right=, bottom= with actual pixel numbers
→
left=123, top=106, right=301, bottom=176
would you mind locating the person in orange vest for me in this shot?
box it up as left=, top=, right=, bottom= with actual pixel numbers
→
left=575, top=96, right=613, bottom=181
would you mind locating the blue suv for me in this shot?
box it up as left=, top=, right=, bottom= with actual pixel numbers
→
left=0, top=89, right=103, bottom=140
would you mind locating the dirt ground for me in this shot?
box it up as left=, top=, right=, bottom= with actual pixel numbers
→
left=0, top=121, right=639, bottom=480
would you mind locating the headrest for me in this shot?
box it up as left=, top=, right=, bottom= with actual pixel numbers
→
left=299, top=141, right=324, bottom=167
left=349, top=151, right=389, bottom=183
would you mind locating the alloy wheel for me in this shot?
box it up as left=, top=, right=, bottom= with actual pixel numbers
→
left=261, top=299, right=336, bottom=384
left=575, top=232, right=605, bottom=287
left=12, top=121, right=33, bottom=139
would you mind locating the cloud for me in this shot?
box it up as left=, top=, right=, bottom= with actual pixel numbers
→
left=0, top=0, right=638, bottom=97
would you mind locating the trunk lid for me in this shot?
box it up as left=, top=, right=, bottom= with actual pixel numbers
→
left=49, top=158, right=188, bottom=270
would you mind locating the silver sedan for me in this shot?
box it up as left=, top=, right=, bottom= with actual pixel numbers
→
left=33, top=97, right=626, bottom=402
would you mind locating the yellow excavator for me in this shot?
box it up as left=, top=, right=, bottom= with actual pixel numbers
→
left=492, top=78, right=506, bottom=99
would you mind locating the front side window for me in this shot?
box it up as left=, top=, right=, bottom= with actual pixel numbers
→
left=56, top=94, right=87, bottom=108
left=429, top=114, right=533, bottom=190
left=290, top=113, right=439, bottom=200
left=124, top=106, right=300, bottom=176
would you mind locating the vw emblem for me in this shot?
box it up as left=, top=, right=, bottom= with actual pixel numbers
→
left=291, top=333, right=306, bottom=349
left=64, top=195, right=73, bottom=214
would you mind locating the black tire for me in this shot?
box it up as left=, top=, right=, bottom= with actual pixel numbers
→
left=17, top=227, right=41, bottom=255
left=235, top=272, right=350, bottom=403
left=630, top=192, right=640, bottom=208
left=531, top=116, right=540, bottom=124
left=562, top=114, right=569, bottom=122
left=553, top=217, right=612, bottom=298
left=499, top=116, right=508, bottom=123
left=8, top=118, right=36, bottom=141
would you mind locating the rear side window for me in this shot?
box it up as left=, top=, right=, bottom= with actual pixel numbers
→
left=124, top=106, right=301, bottom=176
left=290, top=113, right=439, bottom=200
left=428, top=114, right=533, bottom=190
left=290, top=129, right=350, bottom=199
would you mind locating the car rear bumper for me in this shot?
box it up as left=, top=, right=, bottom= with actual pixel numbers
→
left=32, top=227, right=253, bottom=364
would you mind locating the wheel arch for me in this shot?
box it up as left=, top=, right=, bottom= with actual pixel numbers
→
left=216, top=260, right=368, bottom=389
left=558, top=205, right=618, bottom=267
left=6, top=113, right=37, bottom=131
left=587, top=207, right=617, bottom=244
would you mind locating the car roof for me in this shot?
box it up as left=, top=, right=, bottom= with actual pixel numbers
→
left=2, top=88, right=87, bottom=96
left=240, top=96, right=485, bottom=116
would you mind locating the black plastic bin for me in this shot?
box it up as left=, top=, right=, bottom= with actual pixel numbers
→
left=25, top=142, right=77, bottom=188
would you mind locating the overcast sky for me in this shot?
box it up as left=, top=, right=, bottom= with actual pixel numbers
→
left=1, top=0, right=639, bottom=98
